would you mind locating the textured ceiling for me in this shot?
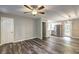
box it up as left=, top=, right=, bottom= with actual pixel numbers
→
left=0, top=5, right=79, bottom=21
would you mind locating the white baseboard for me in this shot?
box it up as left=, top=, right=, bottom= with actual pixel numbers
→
left=0, top=37, right=39, bottom=46
left=71, top=37, right=79, bottom=39
left=13, top=37, right=36, bottom=43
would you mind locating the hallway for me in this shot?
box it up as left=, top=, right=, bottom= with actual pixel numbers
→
left=0, top=36, right=79, bottom=54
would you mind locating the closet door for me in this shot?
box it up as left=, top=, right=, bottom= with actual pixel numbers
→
left=1, top=17, right=14, bottom=44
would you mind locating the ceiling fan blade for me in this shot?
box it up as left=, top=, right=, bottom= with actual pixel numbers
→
left=38, top=12, right=45, bottom=14
left=38, top=6, right=45, bottom=10
left=24, top=12, right=30, bottom=14
left=31, top=5, right=38, bottom=9
left=24, top=5, right=32, bottom=10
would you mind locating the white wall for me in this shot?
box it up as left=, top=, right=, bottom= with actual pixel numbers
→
left=14, top=16, right=36, bottom=41
left=0, top=12, right=41, bottom=43
left=0, top=17, right=1, bottom=43
left=34, top=18, right=41, bottom=39
left=72, top=19, right=79, bottom=38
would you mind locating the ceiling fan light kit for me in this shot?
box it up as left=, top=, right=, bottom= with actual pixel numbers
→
left=32, top=9, right=38, bottom=16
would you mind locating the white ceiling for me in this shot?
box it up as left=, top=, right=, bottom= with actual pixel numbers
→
left=0, top=5, right=79, bottom=21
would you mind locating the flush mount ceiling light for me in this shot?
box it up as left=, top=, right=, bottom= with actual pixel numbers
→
left=24, top=5, right=45, bottom=16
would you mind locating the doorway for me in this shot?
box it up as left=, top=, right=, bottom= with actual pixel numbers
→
left=42, top=22, right=46, bottom=39
left=1, top=17, right=14, bottom=44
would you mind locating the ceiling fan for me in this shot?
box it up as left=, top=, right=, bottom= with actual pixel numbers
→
left=24, top=5, right=45, bottom=16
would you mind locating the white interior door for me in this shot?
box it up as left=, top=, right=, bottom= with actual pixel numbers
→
left=1, top=17, right=14, bottom=44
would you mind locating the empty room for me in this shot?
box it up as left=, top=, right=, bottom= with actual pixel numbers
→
left=0, top=5, right=79, bottom=54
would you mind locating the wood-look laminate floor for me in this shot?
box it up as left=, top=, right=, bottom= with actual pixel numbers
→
left=0, top=36, right=79, bottom=54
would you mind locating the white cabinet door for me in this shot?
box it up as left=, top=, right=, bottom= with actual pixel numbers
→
left=1, top=17, right=14, bottom=44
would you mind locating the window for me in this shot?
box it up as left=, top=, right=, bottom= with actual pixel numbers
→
left=64, top=21, right=72, bottom=36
